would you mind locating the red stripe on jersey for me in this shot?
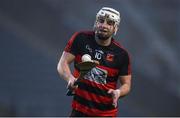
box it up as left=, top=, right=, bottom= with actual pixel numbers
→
left=72, top=101, right=118, bottom=116
left=75, top=54, right=82, bottom=63
left=64, top=32, right=79, bottom=52
left=97, top=65, right=119, bottom=77
left=76, top=88, right=112, bottom=104
left=73, top=54, right=82, bottom=78
left=73, top=68, right=80, bottom=78
left=106, top=81, right=117, bottom=89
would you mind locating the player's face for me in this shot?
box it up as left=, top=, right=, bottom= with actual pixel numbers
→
left=95, top=16, right=116, bottom=40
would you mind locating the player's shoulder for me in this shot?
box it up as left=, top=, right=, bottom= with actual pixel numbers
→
left=69, top=30, right=94, bottom=43
left=111, top=39, right=125, bottom=50
left=111, top=39, right=130, bottom=55
left=73, top=30, right=94, bottom=37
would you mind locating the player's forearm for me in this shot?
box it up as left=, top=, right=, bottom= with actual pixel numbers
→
left=57, top=60, right=73, bottom=83
left=118, top=83, right=131, bottom=98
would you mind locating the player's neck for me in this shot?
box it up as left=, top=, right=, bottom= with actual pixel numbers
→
left=95, top=35, right=112, bottom=46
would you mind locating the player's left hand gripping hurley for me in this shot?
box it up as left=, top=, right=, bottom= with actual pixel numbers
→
left=66, top=54, right=99, bottom=96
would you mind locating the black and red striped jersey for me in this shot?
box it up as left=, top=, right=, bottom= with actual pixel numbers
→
left=64, top=31, right=131, bottom=116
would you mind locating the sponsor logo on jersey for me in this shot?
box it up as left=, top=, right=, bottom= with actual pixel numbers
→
left=85, top=44, right=92, bottom=53
left=106, top=53, right=114, bottom=62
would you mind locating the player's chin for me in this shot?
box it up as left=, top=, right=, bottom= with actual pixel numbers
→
left=97, top=32, right=110, bottom=40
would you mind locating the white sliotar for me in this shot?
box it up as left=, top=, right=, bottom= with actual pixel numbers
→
left=81, top=54, right=92, bottom=62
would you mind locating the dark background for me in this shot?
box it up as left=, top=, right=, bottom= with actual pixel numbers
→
left=0, top=0, right=180, bottom=116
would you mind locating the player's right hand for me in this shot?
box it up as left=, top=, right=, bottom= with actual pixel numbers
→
left=108, top=89, right=121, bottom=108
left=67, top=77, right=78, bottom=91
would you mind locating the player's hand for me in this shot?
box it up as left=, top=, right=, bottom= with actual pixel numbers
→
left=67, top=77, right=78, bottom=92
left=92, top=60, right=100, bottom=65
left=108, top=89, right=121, bottom=108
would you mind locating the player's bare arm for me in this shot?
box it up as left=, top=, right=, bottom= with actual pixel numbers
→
left=118, top=75, right=131, bottom=97
left=57, top=51, right=77, bottom=89
left=108, top=75, right=131, bottom=107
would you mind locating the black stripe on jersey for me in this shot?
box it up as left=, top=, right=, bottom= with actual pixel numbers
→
left=78, top=82, right=112, bottom=97
left=106, top=76, right=118, bottom=83
left=74, top=95, right=115, bottom=111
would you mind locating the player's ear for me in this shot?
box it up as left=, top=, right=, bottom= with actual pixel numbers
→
left=114, top=26, right=118, bottom=35
left=93, top=21, right=97, bottom=31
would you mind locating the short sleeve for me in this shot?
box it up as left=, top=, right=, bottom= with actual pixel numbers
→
left=118, top=51, right=132, bottom=76
left=64, top=32, right=81, bottom=56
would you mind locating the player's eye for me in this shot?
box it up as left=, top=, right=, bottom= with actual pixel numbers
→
left=97, top=17, right=115, bottom=26
left=106, top=19, right=115, bottom=26
left=97, top=18, right=105, bottom=23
